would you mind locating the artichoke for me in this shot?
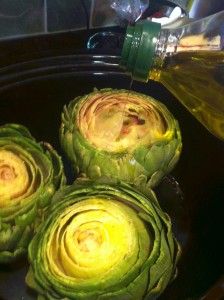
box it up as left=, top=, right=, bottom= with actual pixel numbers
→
left=0, top=123, right=65, bottom=264
left=60, top=88, right=182, bottom=188
left=26, top=180, right=181, bottom=300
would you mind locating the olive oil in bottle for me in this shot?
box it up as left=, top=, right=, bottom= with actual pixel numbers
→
left=121, top=11, right=224, bottom=140
left=150, top=51, right=224, bottom=139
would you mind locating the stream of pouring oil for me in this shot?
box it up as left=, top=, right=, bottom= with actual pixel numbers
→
left=123, top=78, right=134, bottom=118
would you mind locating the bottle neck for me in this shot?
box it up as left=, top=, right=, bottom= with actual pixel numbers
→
left=149, top=29, right=179, bottom=81
left=149, top=25, right=222, bottom=81
left=151, top=18, right=222, bottom=72
left=121, top=11, right=223, bottom=83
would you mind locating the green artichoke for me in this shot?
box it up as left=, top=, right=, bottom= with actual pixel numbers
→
left=26, top=180, right=181, bottom=300
left=0, top=123, right=65, bottom=264
left=60, top=88, right=182, bottom=188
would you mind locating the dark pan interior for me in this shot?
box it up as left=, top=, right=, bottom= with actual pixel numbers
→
left=0, top=55, right=224, bottom=300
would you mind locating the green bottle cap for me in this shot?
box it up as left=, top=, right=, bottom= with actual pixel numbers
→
left=120, top=21, right=161, bottom=82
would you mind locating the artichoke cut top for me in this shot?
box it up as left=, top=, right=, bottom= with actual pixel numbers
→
left=46, top=198, right=150, bottom=282
left=0, top=150, right=29, bottom=207
left=78, top=91, right=167, bottom=152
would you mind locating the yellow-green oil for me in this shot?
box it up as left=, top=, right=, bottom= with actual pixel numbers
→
left=149, top=51, right=224, bottom=140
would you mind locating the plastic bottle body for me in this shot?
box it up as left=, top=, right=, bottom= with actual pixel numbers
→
left=150, top=51, right=224, bottom=140
left=121, top=11, right=224, bottom=140
left=149, top=11, right=224, bottom=139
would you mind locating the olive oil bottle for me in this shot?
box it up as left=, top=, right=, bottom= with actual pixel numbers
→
left=121, top=11, right=224, bottom=140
